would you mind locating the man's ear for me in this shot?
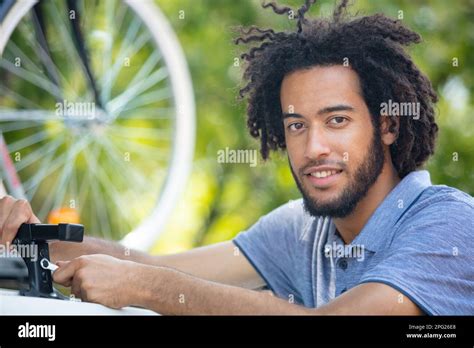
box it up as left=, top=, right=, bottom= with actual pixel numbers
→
left=380, top=116, right=399, bottom=146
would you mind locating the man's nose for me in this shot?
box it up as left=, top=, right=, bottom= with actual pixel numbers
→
left=303, top=126, right=331, bottom=160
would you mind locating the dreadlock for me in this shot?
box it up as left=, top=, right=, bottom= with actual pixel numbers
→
left=235, top=0, right=438, bottom=178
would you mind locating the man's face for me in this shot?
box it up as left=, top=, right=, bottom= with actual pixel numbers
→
left=280, top=65, right=385, bottom=218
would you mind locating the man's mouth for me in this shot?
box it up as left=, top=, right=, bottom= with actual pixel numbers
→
left=304, top=168, right=343, bottom=188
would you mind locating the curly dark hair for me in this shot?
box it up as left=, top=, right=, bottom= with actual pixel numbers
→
left=235, top=0, right=439, bottom=178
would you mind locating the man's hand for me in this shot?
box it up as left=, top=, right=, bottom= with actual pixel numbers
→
left=0, top=195, right=40, bottom=245
left=53, top=254, right=147, bottom=309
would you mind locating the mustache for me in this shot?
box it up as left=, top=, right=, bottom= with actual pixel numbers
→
left=298, top=160, right=348, bottom=176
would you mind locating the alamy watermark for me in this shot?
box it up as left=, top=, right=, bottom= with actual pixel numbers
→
left=380, top=99, right=420, bottom=120
left=55, top=99, right=96, bottom=119
left=0, top=243, right=38, bottom=261
left=324, top=242, right=365, bottom=262
left=18, top=322, right=55, bottom=341
left=217, top=147, right=258, bottom=167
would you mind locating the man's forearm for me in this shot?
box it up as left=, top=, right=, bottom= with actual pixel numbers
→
left=49, top=240, right=263, bottom=290
left=49, top=236, right=153, bottom=265
left=134, top=265, right=314, bottom=315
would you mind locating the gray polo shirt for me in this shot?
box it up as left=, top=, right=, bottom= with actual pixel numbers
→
left=233, top=170, right=474, bottom=315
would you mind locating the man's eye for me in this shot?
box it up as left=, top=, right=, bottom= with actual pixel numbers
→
left=329, top=116, right=347, bottom=125
left=288, top=122, right=304, bottom=131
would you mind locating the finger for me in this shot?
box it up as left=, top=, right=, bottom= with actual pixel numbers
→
left=55, top=261, right=72, bottom=286
left=0, top=199, right=34, bottom=245
left=0, top=195, right=15, bottom=223
left=53, top=259, right=80, bottom=285
left=28, top=213, right=41, bottom=224
left=0, top=196, right=16, bottom=243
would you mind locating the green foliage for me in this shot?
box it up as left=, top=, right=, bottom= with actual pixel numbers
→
left=153, top=0, right=474, bottom=254
left=1, top=1, right=471, bottom=252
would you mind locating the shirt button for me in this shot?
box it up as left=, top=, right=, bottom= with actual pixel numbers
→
left=337, top=258, right=348, bottom=270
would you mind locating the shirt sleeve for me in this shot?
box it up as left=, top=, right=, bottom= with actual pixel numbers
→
left=358, top=199, right=474, bottom=315
left=232, top=200, right=310, bottom=304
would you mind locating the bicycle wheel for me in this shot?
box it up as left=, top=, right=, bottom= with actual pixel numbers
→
left=0, top=0, right=195, bottom=250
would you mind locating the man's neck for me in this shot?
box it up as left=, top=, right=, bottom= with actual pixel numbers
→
left=333, top=162, right=401, bottom=244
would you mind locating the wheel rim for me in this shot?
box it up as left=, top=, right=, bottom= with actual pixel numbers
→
left=0, top=0, right=195, bottom=250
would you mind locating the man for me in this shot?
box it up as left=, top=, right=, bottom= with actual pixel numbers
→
left=0, top=0, right=472, bottom=315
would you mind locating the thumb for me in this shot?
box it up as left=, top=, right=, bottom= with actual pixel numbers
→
left=53, top=260, right=74, bottom=287
left=56, top=260, right=70, bottom=267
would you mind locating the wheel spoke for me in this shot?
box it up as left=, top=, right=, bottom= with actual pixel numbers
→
left=48, top=1, right=89, bottom=81
left=48, top=136, right=82, bottom=216
left=24, top=136, right=66, bottom=202
left=0, top=121, right=42, bottom=133
left=76, top=153, right=93, bottom=218
left=100, top=18, right=149, bottom=103
left=6, top=41, right=48, bottom=79
left=118, top=87, right=172, bottom=114
left=6, top=129, right=54, bottom=153
left=96, top=136, right=150, bottom=189
left=107, top=66, right=167, bottom=116
left=81, top=140, right=134, bottom=229
left=106, top=51, right=162, bottom=114
left=107, top=124, right=172, bottom=140
left=125, top=51, right=162, bottom=90
left=101, top=0, right=116, bottom=76
left=110, top=137, right=171, bottom=162
left=100, top=14, right=143, bottom=102
left=36, top=134, right=91, bottom=219
left=0, top=85, right=43, bottom=109
left=0, top=109, right=60, bottom=122
left=68, top=146, right=79, bottom=209
left=0, top=58, right=63, bottom=100
left=9, top=30, right=80, bottom=101
left=23, top=134, right=91, bottom=193
left=87, top=142, right=113, bottom=240
left=115, top=106, right=174, bottom=120
left=15, top=134, right=65, bottom=172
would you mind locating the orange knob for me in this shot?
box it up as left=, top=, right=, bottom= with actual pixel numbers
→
left=47, top=207, right=80, bottom=224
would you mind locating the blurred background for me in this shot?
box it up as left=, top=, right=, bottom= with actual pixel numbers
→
left=1, top=0, right=472, bottom=254
left=153, top=0, right=474, bottom=254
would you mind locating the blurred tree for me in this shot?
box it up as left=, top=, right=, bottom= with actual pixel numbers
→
left=153, top=0, right=474, bottom=254
left=0, top=0, right=471, bottom=252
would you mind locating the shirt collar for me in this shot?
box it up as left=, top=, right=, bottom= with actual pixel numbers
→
left=330, top=170, right=432, bottom=253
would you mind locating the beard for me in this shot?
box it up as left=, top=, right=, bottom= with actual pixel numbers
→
left=290, top=130, right=385, bottom=218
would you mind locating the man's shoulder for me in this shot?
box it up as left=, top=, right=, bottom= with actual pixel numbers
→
left=421, top=184, right=473, bottom=205
left=411, top=184, right=473, bottom=214
left=397, top=184, right=473, bottom=238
